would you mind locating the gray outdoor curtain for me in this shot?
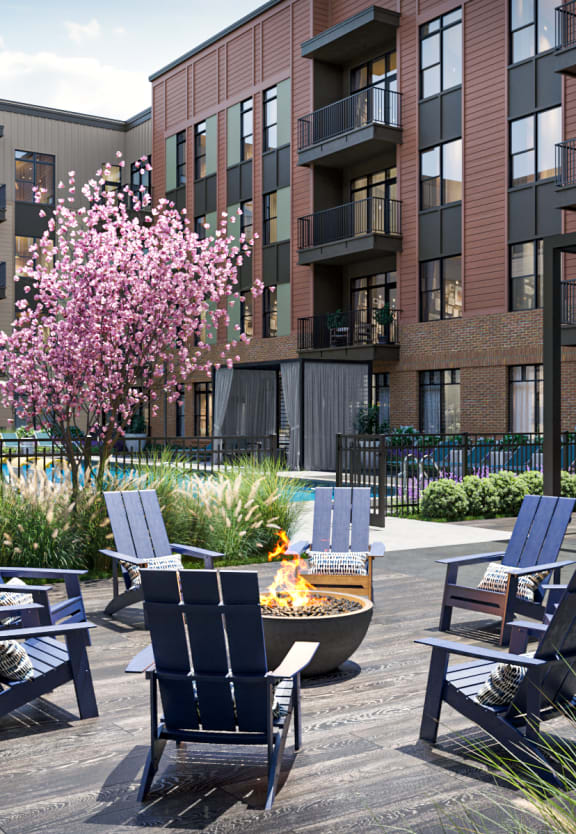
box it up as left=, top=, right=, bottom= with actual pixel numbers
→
left=281, top=361, right=301, bottom=469
left=304, top=362, right=369, bottom=470
left=222, top=370, right=276, bottom=437
left=213, top=367, right=234, bottom=437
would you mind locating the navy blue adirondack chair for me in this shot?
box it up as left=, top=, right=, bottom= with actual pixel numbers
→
left=287, top=487, right=385, bottom=600
left=100, top=489, right=223, bottom=616
left=0, top=567, right=88, bottom=628
left=126, top=569, right=318, bottom=808
left=418, top=569, right=576, bottom=785
left=438, top=495, right=576, bottom=645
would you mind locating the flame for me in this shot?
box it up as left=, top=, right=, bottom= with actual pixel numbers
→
left=260, top=530, right=322, bottom=610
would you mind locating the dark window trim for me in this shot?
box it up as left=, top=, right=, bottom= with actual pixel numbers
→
left=263, top=287, right=278, bottom=338
left=419, top=7, right=462, bottom=101
left=241, top=98, right=254, bottom=162
left=193, top=381, right=213, bottom=436
left=263, top=86, right=278, bottom=153
left=420, top=255, right=462, bottom=321
left=14, top=149, right=55, bottom=205
left=176, top=130, right=186, bottom=186
left=509, top=238, right=543, bottom=311
left=240, top=290, right=254, bottom=337
left=419, top=368, right=461, bottom=433
left=263, top=191, right=278, bottom=245
left=194, top=121, right=206, bottom=181
left=509, top=106, right=561, bottom=188
left=509, top=0, right=556, bottom=65
left=420, top=139, right=462, bottom=211
left=240, top=199, right=253, bottom=239
left=508, top=363, right=542, bottom=432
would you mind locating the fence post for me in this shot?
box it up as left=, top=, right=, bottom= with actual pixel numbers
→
left=336, top=434, right=342, bottom=487
left=378, top=435, right=386, bottom=527
left=463, top=433, right=469, bottom=478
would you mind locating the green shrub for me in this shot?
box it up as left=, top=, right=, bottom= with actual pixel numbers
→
left=517, top=469, right=543, bottom=496
left=461, top=475, right=500, bottom=517
left=561, top=469, right=576, bottom=498
left=487, top=470, right=527, bottom=515
left=420, top=479, right=469, bottom=521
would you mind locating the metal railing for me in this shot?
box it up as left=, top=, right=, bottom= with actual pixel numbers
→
left=298, top=196, right=401, bottom=249
left=562, top=279, right=576, bottom=324
left=0, top=185, right=5, bottom=220
left=298, top=87, right=402, bottom=150
left=556, top=0, right=576, bottom=49
left=298, top=307, right=399, bottom=351
left=556, top=139, right=576, bottom=186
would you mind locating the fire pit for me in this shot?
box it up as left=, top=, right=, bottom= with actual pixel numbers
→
left=259, top=531, right=373, bottom=676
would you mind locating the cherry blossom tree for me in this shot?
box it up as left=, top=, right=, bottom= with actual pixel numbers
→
left=0, top=154, right=260, bottom=493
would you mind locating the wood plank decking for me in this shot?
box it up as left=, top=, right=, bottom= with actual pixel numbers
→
left=0, top=539, right=571, bottom=834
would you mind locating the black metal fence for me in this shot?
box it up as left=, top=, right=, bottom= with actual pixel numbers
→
left=298, top=307, right=399, bottom=350
left=336, top=432, right=574, bottom=523
left=298, top=196, right=401, bottom=249
left=563, top=279, right=576, bottom=324
left=556, top=0, right=576, bottom=49
left=297, top=87, right=402, bottom=150
left=556, top=139, right=576, bottom=187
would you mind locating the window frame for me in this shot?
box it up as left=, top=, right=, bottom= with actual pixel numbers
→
left=240, top=290, right=254, bottom=338
left=130, top=156, right=151, bottom=196
left=510, top=106, right=562, bottom=187
left=263, top=192, right=278, bottom=245
left=263, top=287, right=278, bottom=338
left=420, top=255, right=462, bottom=321
left=193, top=381, right=213, bottom=436
left=195, top=215, right=206, bottom=240
left=263, top=86, right=278, bottom=152
left=372, top=372, right=390, bottom=429
left=510, top=0, right=557, bottom=64
left=419, top=368, right=461, bottom=433
left=509, top=239, right=543, bottom=311
left=14, top=150, right=55, bottom=205
left=509, top=364, right=543, bottom=433
left=194, top=122, right=207, bottom=180
left=241, top=98, right=254, bottom=162
left=176, top=130, right=186, bottom=187
left=420, top=139, right=462, bottom=210
left=419, top=8, right=462, bottom=100
left=240, top=199, right=253, bottom=240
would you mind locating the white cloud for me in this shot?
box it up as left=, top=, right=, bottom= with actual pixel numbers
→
left=113, top=26, right=126, bottom=36
left=64, top=18, right=101, bottom=45
left=0, top=50, right=149, bottom=120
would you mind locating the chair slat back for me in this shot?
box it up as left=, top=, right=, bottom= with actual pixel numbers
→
left=501, top=495, right=540, bottom=566
left=350, top=489, right=371, bottom=552
left=104, top=489, right=172, bottom=561
left=311, top=487, right=371, bottom=553
left=104, top=491, right=138, bottom=557
left=311, top=488, right=333, bottom=551
left=139, top=490, right=172, bottom=556
left=121, top=492, right=156, bottom=559
left=331, top=488, right=353, bottom=551
left=141, top=569, right=269, bottom=736
left=502, top=495, right=575, bottom=569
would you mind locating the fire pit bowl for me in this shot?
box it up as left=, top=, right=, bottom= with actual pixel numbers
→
left=261, top=591, right=373, bottom=677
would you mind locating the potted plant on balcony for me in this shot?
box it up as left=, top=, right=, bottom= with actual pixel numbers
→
left=124, top=411, right=147, bottom=453
left=327, top=309, right=348, bottom=347
left=373, top=303, right=395, bottom=343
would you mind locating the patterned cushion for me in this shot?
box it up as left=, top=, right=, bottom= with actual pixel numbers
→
left=122, top=554, right=184, bottom=589
left=477, top=562, right=550, bottom=602
left=307, top=552, right=368, bottom=576
left=0, top=640, right=34, bottom=682
left=476, top=661, right=528, bottom=707
left=0, top=578, right=34, bottom=625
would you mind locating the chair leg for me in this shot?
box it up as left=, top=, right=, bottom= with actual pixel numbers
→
left=138, top=737, right=167, bottom=801
left=439, top=603, right=453, bottom=632
left=67, top=632, right=98, bottom=719
left=420, top=646, right=448, bottom=744
left=265, top=717, right=291, bottom=811
left=293, top=674, right=302, bottom=752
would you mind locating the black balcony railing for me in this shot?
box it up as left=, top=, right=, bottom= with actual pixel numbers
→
left=298, top=307, right=399, bottom=351
left=556, top=0, right=576, bottom=48
left=298, top=196, right=401, bottom=250
left=298, top=87, right=402, bottom=151
left=0, top=184, right=5, bottom=221
left=562, top=279, right=576, bottom=324
left=0, top=262, right=6, bottom=300
left=556, top=139, right=576, bottom=186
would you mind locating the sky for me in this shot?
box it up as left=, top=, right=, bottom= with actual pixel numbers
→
left=0, top=0, right=264, bottom=119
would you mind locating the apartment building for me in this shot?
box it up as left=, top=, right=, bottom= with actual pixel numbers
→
left=146, top=0, right=576, bottom=470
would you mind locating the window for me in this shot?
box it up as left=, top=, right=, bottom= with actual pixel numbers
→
left=240, top=199, right=253, bottom=239
left=509, top=364, right=542, bottom=432
left=420, top=256, right=462, bottom=321
left=103, top=164, right=122, bottom=193
left=510, top=0, right=557, bottom=63
left=240, top=291, right=253, bottom=337
left=351, top=273, right=397, bottom=316
left=195, top=215, right=206, bottom=240
left=263, top=288, right=277, bottom=338
left=510, top=107, right=561, bottom=186
left=420, top=139, right=462, bottom=209
left=420, top=369, right=461, bottom=433
left=194, top=382, right=212, bottom=436
left=351, top=52, right=397, bottom=94
left=175, top=392, right=185, bottom=437
left=194, top=122, right=206, bottom=179
left=241, top=99, right=253, bottom=161
left=420, top=8, right=462, bottom=99
left=351, top=169, right=397, bottom=235
left=264, top=87, right=278, bottom=151
left=372, top=372, right=390, bottom=429
left=510, top=240, right=543, bottom=310
left=176, top=130, right=186, bottom=186
left=15, top=150, right=55, bottom=204
left=351, top=52, right=398, bottom=123
left=351, top=168, right=397, bottom=202
left=264, top=192, right=277, bottom=244
left=130, top=156, right=151, bottom=196
left=14, top=235, right=53, bottom=303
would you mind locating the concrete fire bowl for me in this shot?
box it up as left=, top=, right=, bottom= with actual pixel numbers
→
left=262, top=591, right=373, bottom=677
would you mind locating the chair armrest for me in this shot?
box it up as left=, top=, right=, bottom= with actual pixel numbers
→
left=0, top=583, right=53, bottom=593
left=504, top=560, right=576, bottom=576
left=436, top=551, right=505, bottom=566
left=99, top=549, right=149, bottom=565
left=170, top=543, right=224, bottom=562
left=0, top=621, right=96, bottom=641
left=0, top=602, right=44, bottom=615
left=267, top=641, right=319, bottom=680
left=0, top=567, right=87, bottom=578
left=415, top=636, right=546, bottom=667
left=126, top=644, right=155, bottom=674
left=509, top=619, right=548, bottom=633
left=285, top=540, right=310, bottom=557
left=369, top=542, right=386, bottom=557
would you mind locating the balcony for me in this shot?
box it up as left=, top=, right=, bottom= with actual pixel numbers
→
left=297, top=196, right=402, bottom=266
left=0, top=262, right=6, bottom=300
left=562, top=278, right=576, bottom=344
left=555, top=139, right=576, bottom=209
left=0, top=185, right=5, bottom=222
left=297, top=307, right=400, bottom=361
left=297, top=88, right=402, bottom=167
left=555, top=1, right=576, bottom=74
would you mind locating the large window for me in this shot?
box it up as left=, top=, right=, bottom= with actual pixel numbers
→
left=194, top=382, right=212, bottom=436
left=351, top=169, right=397, bottom=235
left=420, top=256, right=462, bottom=321
left=510, top=107, right=561, bottom=186
left=263, top=192, right=277, bottom=244
left=240, top=291, right=253, bottom=337
left=194, top=122, right=206, bottom=179
left=351, top=272, right=397, bottom=316
left=263, top=288, right=278, bottom=338
left=509, top=364, right=542, bottom=432
left=15, top=150, right=55, bottom=204
left=240, top=199, right=253, bottom=239
left=510, top=0, right=557, bottom=63
left=351, top=168, right=397, bottom=202
left=130, top=156, right=151, bottom=196
left=241, top=99, right=253, bottom=161
left=421, top=139, right=462, bottom=209
left=351, top=52, right=398, bottom=123
left=195, top=215, right=206, bottom=240
left=510, top=240, right=543, bottom=310
left=264, top=87, right=278, bottom=152
left=103, top=164, right=121, bottom=193
left=420, top=369, right=461, bottom=433
left=176, top=130, right=186, bottom=186
left=373, top=372, right=390, bottom=429
left=420, top=8, right=462, bottom=99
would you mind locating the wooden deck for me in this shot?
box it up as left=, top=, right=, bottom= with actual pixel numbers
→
left=0, top=538, right=573, bottom=834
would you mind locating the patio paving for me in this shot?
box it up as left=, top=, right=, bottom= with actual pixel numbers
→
left=0, top=540, right=573, bottom=834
